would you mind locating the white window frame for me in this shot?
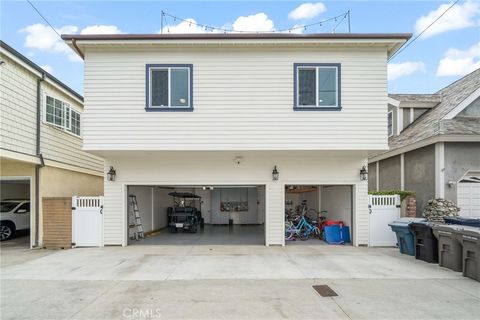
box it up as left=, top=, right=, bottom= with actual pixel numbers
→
left=387, top=111, right=393, bottom=137
left=44, top=94, right=81, bottom=137
left=148, top=66, right=191, bottom=109
left=296, top=66, right=339, bottom=108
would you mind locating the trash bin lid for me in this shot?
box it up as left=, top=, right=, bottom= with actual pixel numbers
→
left=389, top=217, right=426, bottom=227
left=456, top=226, right=480, bottom=238
left=444, top=217, right=480, bottom=227
left=432, top=224, right=465, bottom=233
left=410, top=221, right=439, bottom=229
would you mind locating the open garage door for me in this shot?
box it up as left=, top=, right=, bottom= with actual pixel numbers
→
left=126, top=185, right=266, bottom=245
left=285, top=185, right=353, bottom=245
left=0, top=178, right=31, bottom=245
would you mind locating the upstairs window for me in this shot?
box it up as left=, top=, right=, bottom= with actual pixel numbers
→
left=294, top=63, right=341, bottom=110
left=388, top=111, right=393, bottom=137
left=146, top=64, right=193, bottom=111
left=45, top=95, right=81, bottom=136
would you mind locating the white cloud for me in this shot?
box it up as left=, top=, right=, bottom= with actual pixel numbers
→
left=415, top=0, right=480, bottom=39
left=436, top=42, right=480, bottom=76
left=288, top=2, right=327, bottom=20
left=388, top=61, right=426, bottom=80
left=19, top=23, right=77, bottom=54
left=80, top=25, right=122, bottom=34
left=40, top=65, right=54, bottom=74
left=19, top=23, right=122, bottom=62
left=232, top=13, right=274, bottom=32
left=159, top=18, right=214, bottom=34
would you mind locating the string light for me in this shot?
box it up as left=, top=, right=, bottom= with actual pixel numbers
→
left=160, top=10, right=351, bottom=34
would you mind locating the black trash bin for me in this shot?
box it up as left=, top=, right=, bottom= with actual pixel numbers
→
left=432, top=224, right=464, bottom=272
left=456, top=227, right=480, bottom=282
left=444, top=217, right=480, bottom=227
left=409, top=222, right=438, bottom=263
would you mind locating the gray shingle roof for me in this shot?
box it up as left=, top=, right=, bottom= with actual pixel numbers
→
left=374, top=68, right=480, bottom=157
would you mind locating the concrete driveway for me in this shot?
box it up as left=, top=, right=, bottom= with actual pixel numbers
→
left=1, top=244, right=479, bottom=319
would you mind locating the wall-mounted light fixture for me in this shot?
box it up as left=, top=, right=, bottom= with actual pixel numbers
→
left=272, top=165, right=279, bottom=181
left=107, top=166, right=116, bottom=181
left=360, top=166, right=368, bottom=181
left=447, top=180, right=455, bottom=188
left=202, top=186, right=214, bottom=190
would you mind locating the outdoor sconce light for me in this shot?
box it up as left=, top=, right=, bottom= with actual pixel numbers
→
left=272, top=165, right=279, bottom=181
left=107, top=166, right=116, bottom=181
left=447, top=180, right=455, bottom=188
left=360, top=166, right=368, bottom=181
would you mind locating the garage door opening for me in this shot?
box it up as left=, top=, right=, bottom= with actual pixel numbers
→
left=0, top=178, right=31, bottom=246
left=127, top=185, right=266, bottom=245
left=285, top=185, right=353, bottom=245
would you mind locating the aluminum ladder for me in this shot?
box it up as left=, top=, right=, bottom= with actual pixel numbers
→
left=128, top=195, right=145, bottom=240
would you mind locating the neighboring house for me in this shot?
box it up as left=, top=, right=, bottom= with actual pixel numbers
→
left=0, top=41, right=104, bottom=246
left=62, top=33, right=411, bottom=247
left=369, top=68, right=480, bottom=217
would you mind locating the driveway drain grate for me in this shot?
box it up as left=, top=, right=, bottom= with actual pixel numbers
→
left=313, top=285, right=338, bottom=297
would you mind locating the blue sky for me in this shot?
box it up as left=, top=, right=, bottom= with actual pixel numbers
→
left=1, top=1, right=479, bottom=95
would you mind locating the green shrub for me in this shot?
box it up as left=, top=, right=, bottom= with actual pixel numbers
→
left=368, top=190, right=415, bottom=202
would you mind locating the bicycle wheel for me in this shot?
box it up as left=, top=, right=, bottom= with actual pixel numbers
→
left=298, top=231, right=309, bottom=241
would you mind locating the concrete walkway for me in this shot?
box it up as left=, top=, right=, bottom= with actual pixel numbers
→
left=1, top=244, right=479, bottom=319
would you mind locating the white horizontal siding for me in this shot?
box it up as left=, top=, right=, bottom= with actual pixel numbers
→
left=0, top=53, right=37, bottom=156
left=40, top=82, right=104, bottom=172
left=83, top=45, right=388, bottom=151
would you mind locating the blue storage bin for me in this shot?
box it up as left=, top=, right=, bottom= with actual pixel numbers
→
left=444, top=217, right=480, bottom=228
left=388, top=218, right=426, bottom=256
left=325, top=225, right=350, bottom=244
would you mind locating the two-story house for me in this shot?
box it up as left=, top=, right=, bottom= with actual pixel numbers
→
left=62, top=33, right=411, bottom=246
left=0, top=41, right=104, bottom=246
left=369, top=69, right=480, bottom=217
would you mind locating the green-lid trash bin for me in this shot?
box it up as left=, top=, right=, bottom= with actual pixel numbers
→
left=432, top=224, right=464, bottom=272
left=388, top=218, right=426, bottom=256
left=456, top=227, right=480, bottom=282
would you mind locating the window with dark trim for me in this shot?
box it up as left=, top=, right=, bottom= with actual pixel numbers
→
left=293, top=63, right=341, bottom=110
left=146, top=64, right=193, bottom=111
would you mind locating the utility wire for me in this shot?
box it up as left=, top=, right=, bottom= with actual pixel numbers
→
left=389, top=0, right=459, bottom=61
left=26, top=0, right=62, bottom=39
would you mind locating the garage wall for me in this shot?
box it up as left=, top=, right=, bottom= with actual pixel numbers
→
left=128, top=186, right=153, bottom=232
left=321, top=185, right=352, bottom=228
left=102, top=150, right=368, bottom=246
left=211, top=187, right=258, bottom=224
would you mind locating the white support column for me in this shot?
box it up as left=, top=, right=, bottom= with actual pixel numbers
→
left=435, top=142, right=445, bottom=198
left=409, top=108, right=414, bottom=124
left=376, top=161, right=380, bottom=191
left=400, top=153, right=405, bottom=191
left=397, top=107, right=403, bottom=134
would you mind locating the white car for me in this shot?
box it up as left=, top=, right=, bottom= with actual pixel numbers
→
left=0, top=200, right=30, bottom=241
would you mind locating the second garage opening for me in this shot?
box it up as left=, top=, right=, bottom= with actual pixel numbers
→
left=285, top=185, right=353, bottom=245
left=127, top=185, right=266, bottom=245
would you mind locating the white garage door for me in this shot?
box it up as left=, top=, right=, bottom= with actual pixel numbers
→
left=457, top=178, right=480, bottom=217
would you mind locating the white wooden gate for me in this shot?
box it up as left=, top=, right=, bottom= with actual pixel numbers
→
left=369, top=195, right=401, bottom=247
left=72, top=196, right=103, bottom=247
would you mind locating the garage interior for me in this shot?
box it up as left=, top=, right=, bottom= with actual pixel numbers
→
left=285, top=185, right=353, bottom=245
left=0, top=178, right=31, bottom=245
left=127, top=185, right=266, bottom=245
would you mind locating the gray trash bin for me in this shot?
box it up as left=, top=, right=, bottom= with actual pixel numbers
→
left=432, top=224, right=464, bottom=272
left=456, top=227, right=480, bottom=282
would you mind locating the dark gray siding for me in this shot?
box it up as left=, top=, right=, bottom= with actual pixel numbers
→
left=368, top=162, right=377, bottom=191
left=404, top=144, right=436, bottom=216
left=444, top=142, right=480, bottom=203
left=379, top=155, right=401, bottom=190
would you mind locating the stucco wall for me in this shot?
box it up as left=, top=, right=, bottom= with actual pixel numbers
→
left=404, top=145, right=435, bottom=216
left=444, top=142, right=480, bottom=202
left=40, top=166, right=103, bottom=197
left=379, top=155, right=401, bottom=190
